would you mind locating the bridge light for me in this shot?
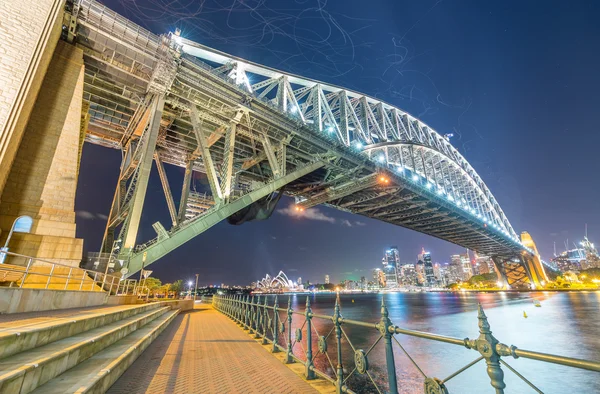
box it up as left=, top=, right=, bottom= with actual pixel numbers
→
left=327, top=126, right=334, bottom=133
left=396, top=166, right=404, bottom=173
left=412, top=175, right=419, bottom=182
left=426, top=183, right=432, bottom=189
left=290, top=106, right=298, bottom=113
left=456, top=201, right=462, bottom=206
left=378, top=155, right=385, bottom=163
left=355, top=142, right=363, bottom=149
left=436, top=188, right=444, bottom=195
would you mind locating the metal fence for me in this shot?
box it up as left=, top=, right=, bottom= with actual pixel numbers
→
left=212, top=294, right=599, bottom=394
left=0, top=251, right=137, bottom=295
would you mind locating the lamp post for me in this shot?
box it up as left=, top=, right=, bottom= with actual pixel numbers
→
left=188, top=280, right=193, bottom=299
left=194, top=273, right=199, bottom=302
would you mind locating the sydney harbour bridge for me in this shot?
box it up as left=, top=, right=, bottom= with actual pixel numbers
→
left=72, top=0, right=546, bottom=287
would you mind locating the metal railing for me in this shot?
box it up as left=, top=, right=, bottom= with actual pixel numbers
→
left=212, top=294, right=600, bottom=394
left=0, top=251, right=136, bottom=295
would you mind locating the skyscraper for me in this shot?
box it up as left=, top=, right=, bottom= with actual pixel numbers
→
left=460, top=253, right=473, bottom=281
left=383, top=247, right=400, bottom=288
left=325, top=275, right=330, bottom=284
left=449, top=255, right=464, bottom=284
left=418, top=248, right=435, bottom=287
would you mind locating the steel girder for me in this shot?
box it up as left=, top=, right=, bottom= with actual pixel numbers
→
left=74, top=0, right=535, bottom=276
left=124, top=159, right=326, bottom=275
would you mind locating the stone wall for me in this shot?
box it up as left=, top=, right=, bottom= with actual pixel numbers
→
left=0, top=40, right=85, bottom=266
left=0, top=0, right=65, bottom=197
left=0, top=288, right=108, bottom=314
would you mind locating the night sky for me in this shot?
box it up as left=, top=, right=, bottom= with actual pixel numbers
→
left=75, top=0, right=600, bottom=285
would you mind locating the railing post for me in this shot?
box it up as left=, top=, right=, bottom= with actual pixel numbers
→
left=244, top=295, right=250, bottom=330
left=79, top=271, right=86, bottom=290
left=305, top=296, right=316, bottom=379
left=469, top=304, right=506, bottom=394
left=272, top=295, right=279, bottom=353
left=285, top=295, right=293, bottom=363
left=249, top=296, right=255, bottom=334
left=20, top=258, right=33, bottom=288
left=379, top=298, right=399, bottom=394
left=64, top=267, right=72, bottom=290
left=91, top=272, right=98, bottom=291
left=333, top=296, right=344, bottom=393
left=45, top=264, right=55, bottom=289
left=254, top=295, right=262, bottom=339
left=234, top=295, right=239, bottom=322
left=262, top=296, right=268, bottom=344
left=237, top=295, right=244, bottom=327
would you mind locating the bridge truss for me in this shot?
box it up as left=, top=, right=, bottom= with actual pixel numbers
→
left=72, top=0, right=546, bottom=287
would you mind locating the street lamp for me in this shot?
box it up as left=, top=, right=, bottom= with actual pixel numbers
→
left=194, top=273, right=199, bottom=302
left=188, top=280, right=193, bottom=299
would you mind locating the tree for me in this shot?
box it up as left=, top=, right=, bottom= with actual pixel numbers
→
left=170, top=280, right=183, bottom=297
left=144, top=277, right=162, bottom=296
left=159, top=283, right=171, bottom=297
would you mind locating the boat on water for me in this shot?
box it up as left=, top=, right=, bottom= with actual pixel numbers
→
left=523, top=311, right=528, bottom=318
left=533, top=300, right=541, bottom=307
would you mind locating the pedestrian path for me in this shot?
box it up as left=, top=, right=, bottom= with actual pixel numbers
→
left=108, top=303, right=319, bottom=394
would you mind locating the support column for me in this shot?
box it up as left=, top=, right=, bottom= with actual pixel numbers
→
left=121, top=95, right=165, bottom=250
left=0, top=41, right=85, bottom=266
left=190, top=106, right=222, bottom=204
left=155, top=155, right=178, bottom=226
left=178, top=159, right=193, bottom=223
left=220, top=123, right=237, bottom=200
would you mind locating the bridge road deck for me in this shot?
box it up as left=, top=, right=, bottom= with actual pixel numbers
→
left=108, top=303, right=320, bottom=394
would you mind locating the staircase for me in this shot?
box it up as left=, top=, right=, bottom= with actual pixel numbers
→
left=0, top=301, right=185, bottom=393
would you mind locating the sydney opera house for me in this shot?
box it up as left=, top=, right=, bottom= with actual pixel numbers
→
left=254, top=271, right=300, bottom=292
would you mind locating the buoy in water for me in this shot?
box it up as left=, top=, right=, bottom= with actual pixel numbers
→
left=523, top=311, right=528, bottom=318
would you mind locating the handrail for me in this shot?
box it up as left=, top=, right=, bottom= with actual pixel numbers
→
left=212, top=294, right=600, bottom=394
left=0, top=251, right=137, bottom=295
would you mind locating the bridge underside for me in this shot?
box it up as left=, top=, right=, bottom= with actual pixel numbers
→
left=67, top=0, right=546, bottom=287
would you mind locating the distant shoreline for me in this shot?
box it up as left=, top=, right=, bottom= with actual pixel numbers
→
left=252, top=288, right=600, bottom=295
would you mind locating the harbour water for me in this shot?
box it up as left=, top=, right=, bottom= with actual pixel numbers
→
left=275, top=291, right=600, bottom=393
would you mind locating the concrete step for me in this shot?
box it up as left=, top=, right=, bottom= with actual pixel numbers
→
left=0, top=306, right=172, bottom=394
left=0, top=302, right=169, bottom=360
left=30, top=308, right=180, bottom=394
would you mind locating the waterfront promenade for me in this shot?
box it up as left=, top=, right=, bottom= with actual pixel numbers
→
left=108, top=303, right=324, bottom=394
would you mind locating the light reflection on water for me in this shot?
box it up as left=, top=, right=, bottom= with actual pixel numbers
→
left=266, top=291, right=600, bottom=393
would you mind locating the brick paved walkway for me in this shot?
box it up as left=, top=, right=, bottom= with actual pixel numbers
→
left=108, top=304, right=318, bottom=394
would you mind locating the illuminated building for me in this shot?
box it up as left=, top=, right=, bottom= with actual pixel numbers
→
left=401, top=263, right=417, bottom=286
left=460, top=253, right=473, bottom=281
left=383, top=247, right=400, bottom=288
left=256, top=271, right=299, bottom=292
left=373, top=268, right=386, bottom=288
left=418, top=248, right=435, bottom=286
left=325, top=274, right=330, bottom=284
